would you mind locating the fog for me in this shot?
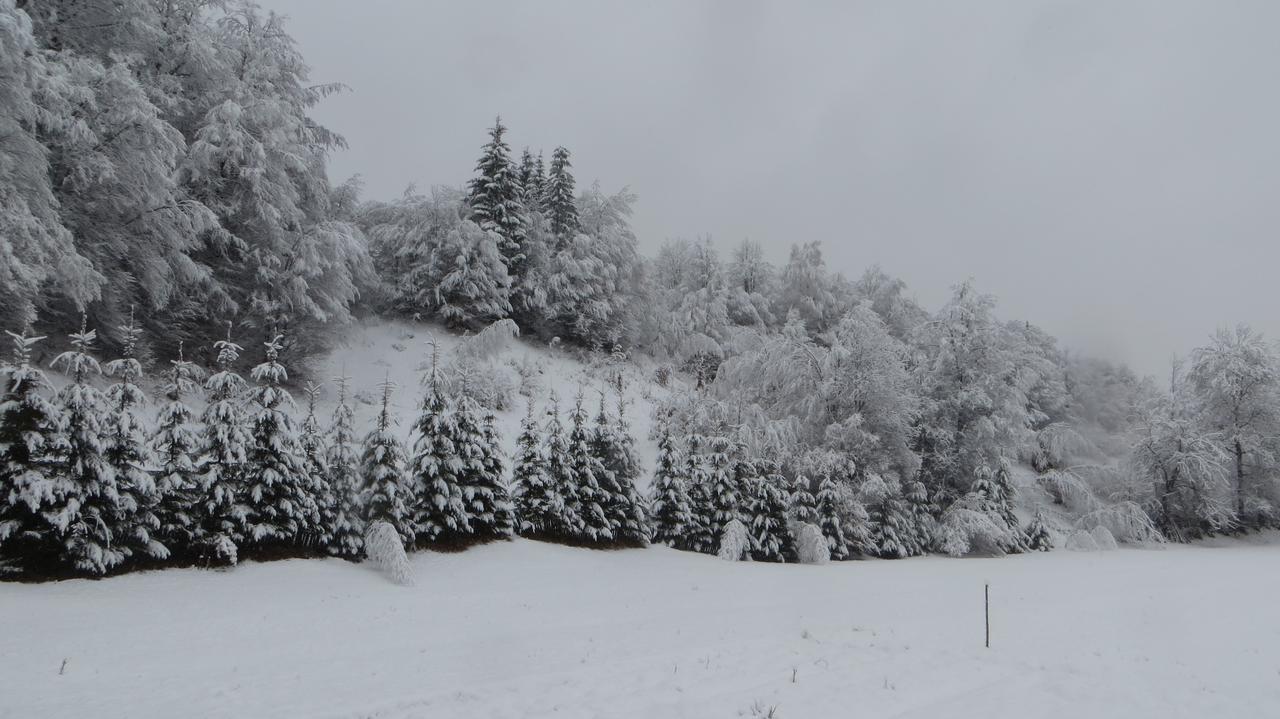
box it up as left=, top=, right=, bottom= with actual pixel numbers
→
left=259, top=0, right=1280, bottom=377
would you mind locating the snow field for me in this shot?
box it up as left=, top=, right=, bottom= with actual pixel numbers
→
left=2, top=537, right=1277, bottom=718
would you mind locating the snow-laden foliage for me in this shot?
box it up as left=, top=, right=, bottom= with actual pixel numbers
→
left=325, top=374, right=364, bottom=558
left=590, top=394, right=649, bottom=546
left=151, top=344, right=203, bottom=554
left=359, top=378, right=413, bottom=544
left=451, top=393, right=516, bottom=541
left=649, top=418, right=692, bottom=547
left=745, top=469, right=792, bottom=562
left=408, top=347, right=470, bottom=544
left=788, top=520, right=830, bottom=565
left=716, top=518, right=751, bottom=562
left=196, top=334, right=251, bottom=562
left=364, top=519, right=413, bottom=586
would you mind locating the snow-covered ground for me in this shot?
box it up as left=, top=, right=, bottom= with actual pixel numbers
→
left=3, top=538, right=1277, bottom=719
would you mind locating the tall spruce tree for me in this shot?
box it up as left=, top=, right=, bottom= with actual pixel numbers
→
left=151, top=342, right=202, bottom=555
left=513, top=400, right=556, bottom=536
left=815, top=471, right=850, bottom=560
left=102, top=313, right=166, bottom=562
left=684, top=434, right=718, bottom=554
left=591, top=394, right=649, bottom=546
left=453, top=392, right=516, bottom=540
left=408, top=344, right=469, bottom=544
left=197, top=330, right=252, bottom=564
left=545, top=145, right=580, bottom=245
left=467, top=117, right=526, bottom=276
left=535, top=393, right=584, bottom=539
left=649, top=418, right=692, bottom=548
left=746, top=469, right=793, bottom=562
left=359, top=377, right=413, bottom=545
left=705, top=436, right=741, bottom=553
left=50, top=319, right=125, bottom=575
left=789, top=475, right=819, bottom=524
left=0, top=330, right=69, bottom=574
left=243, top=336, right=317, bottom=551
left=517, top=147, right=542, bottom=207
left=568, top=392, right=612, bottom=542
left=870, top=488, right=918, bottom=559
left=904, top=479, right=936, bottom=553
left=299, top=382, right=336, bottom=548
left=325, top=374, right=364, bottom=557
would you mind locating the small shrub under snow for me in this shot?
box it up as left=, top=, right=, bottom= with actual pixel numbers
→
left=365, top=521, right=414, bottom=586
left=789, top=520, right=830, bottom=564
left=717, top=519, right=751, bottom=561
left=1065, top=530, right=1099, bottom=552
left=1090, top=525, right=1118, bottom=551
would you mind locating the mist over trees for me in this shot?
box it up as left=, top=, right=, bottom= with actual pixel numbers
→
left=3, top=0, right=1279, bottom=581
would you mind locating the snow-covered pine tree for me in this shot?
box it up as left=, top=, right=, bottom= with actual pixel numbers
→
left=972, top=461, right=1024, bottom=553
left=991, top=457, right=1021, bottom=534
left=568, top=391, right=612, bottom=542
left=649, top=417, right=693, bottom=548
left=325, top=373, right=364, bottom=558
left=241, top=336, right=317, bottom=553
left=531, top=393, right=584, bottom=540
left=299, top=382, right=337, bottom=549
left=904, top=478, right=936, bottom=553
left=452, top=391, right=516, bottom=541
left=815, top=470, right=851, bottom=560
left=467, top=117, right=527, bottom=275
left=102, top=312, right=166, bottom=563
left=50, top=319, right=125, bottom=575
left=705, top=436, right=741, bottom=553
left=516, top=147, right=542, bottom=207
left=789, top=475, right=819, bottom=524
left=428, top=219, right=513, bottom=330
left=360, top=377, right=413, bottom=545
left=151, top=342, right=202, bottom=556
left=1025, top=509, right=1053, bottom=551
left=591, top=393, right=649, bottom=546
left=196, top=330, right=252, bottom=565
left=513, top=400, right=553, bottom=536
left=532, top=152, right=548, bottom=214
left=746, top=469, right=793, bottom=562
left=408, top=343, right=469, bottom=545
left=544, top=145, right=579, bottom=245
left=869, top=487, right=918, bottom=559
left=683, top=434, right=718, bottom=554
left=0, top=330, right=70, bottom=575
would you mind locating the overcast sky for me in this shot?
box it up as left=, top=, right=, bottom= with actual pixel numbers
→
left=260, top=0, right=1280, bottom=377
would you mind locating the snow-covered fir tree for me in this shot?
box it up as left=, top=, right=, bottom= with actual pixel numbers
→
left=972, top=462, right=1023, bottom=553
left=408, top=346, right=470, bottom=544
left=325, top=374, right=364, bottom=558
left=868, top=481, right=920, bottom=559
left=243, top=336, right=317, bottom=552
left=0, top=330, right=69, bottom=575
left=50, top=320, right=125, bottom=575
left=745, top=469, right=792, bottom=562
left=591, top=394, right=649, bottom=546
left=789, top=475, right=819, bottom=524
left=196, top=331, right=252, bottom=564
left=151, top=343, right=202, bottom=555
left=101, top=313, right=165, bottom=563
left=904, top=478, right=936, bottom=552
left=815, top=470, right=851, bottom=560
left=704, top=436, right=741, bottom=553
left=544, top=145, right=579, bottom=245
left=299, top=382, right=337, bottom=549
left=1025, top=509, right=1053, bottom=551
left=512, top=400, right=555, bottom=536
left=467, top=117, right=526, bottom=275
left=452, top=390, right=516, bottom=541
left=683, top=434, right=718, bottom=554
left=360, top=378, right=413, bottom=545
left=427, top=220, right=513, bottom=330
left=649, top=418, right=692, bottom=548
left=527, top=394, right=584, bottom=540
left=568, top=392, right=613, bottom=542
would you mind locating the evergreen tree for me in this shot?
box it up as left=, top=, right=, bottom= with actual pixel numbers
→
left=243, top=336, right=317, bottom=551
left=50, top=320, right=124, bottom=575
left=513, top=400, right=555, bottom=536
left=870, top=490, right=918, bottom=559
left=649, top=418, right=692, bottom=548
left=545, top=145, right=579, bottom=245
left=746, top=470, right=792, bottom=562
left=427, top=219, right=513, bottom=329
left=299, top=382, right=337, bottom=549
left=591, top=394, right=649, bottom=546
left=536, top=393, right=584, bottom=539
left=517, top=147, right=543, bottom=206
left=973, top=461, right=1024, bottom=553
left=101, top=313, right=165, bottom=562
left=532, top=152, right=548, bottom=213
left=568, top=392, right=612, bottom=542
left=0, top=330, right=70, bottom=574
left=408, top=346, right=469, bottom=544
left=359, top=377, right=413, bottom=545
left=151, top=342, right=202, bottom=555
left=453, top=392, right=516, bottom=540
left=1025, top=509, right=1054, bottom=551
left=705, top=436, right=741, bottom=552
left=904, top=479, right=936, bottom=553
left=683, top=434, right=718, bottom=554
left=789, top=475, right=819, bottom=524
left=196, top=330, right=252, bottom=564
left=325, top=374, right=364, bottom=558
left=467, top=117, right=526, bottom=274
left=815, top=471, right=850, bottom=560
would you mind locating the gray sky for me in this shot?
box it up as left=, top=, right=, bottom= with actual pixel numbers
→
left=261, top=0, right=1280, bottom=377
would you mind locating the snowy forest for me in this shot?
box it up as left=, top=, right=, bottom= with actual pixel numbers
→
left=3, top=0, right=1280, bottom=582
